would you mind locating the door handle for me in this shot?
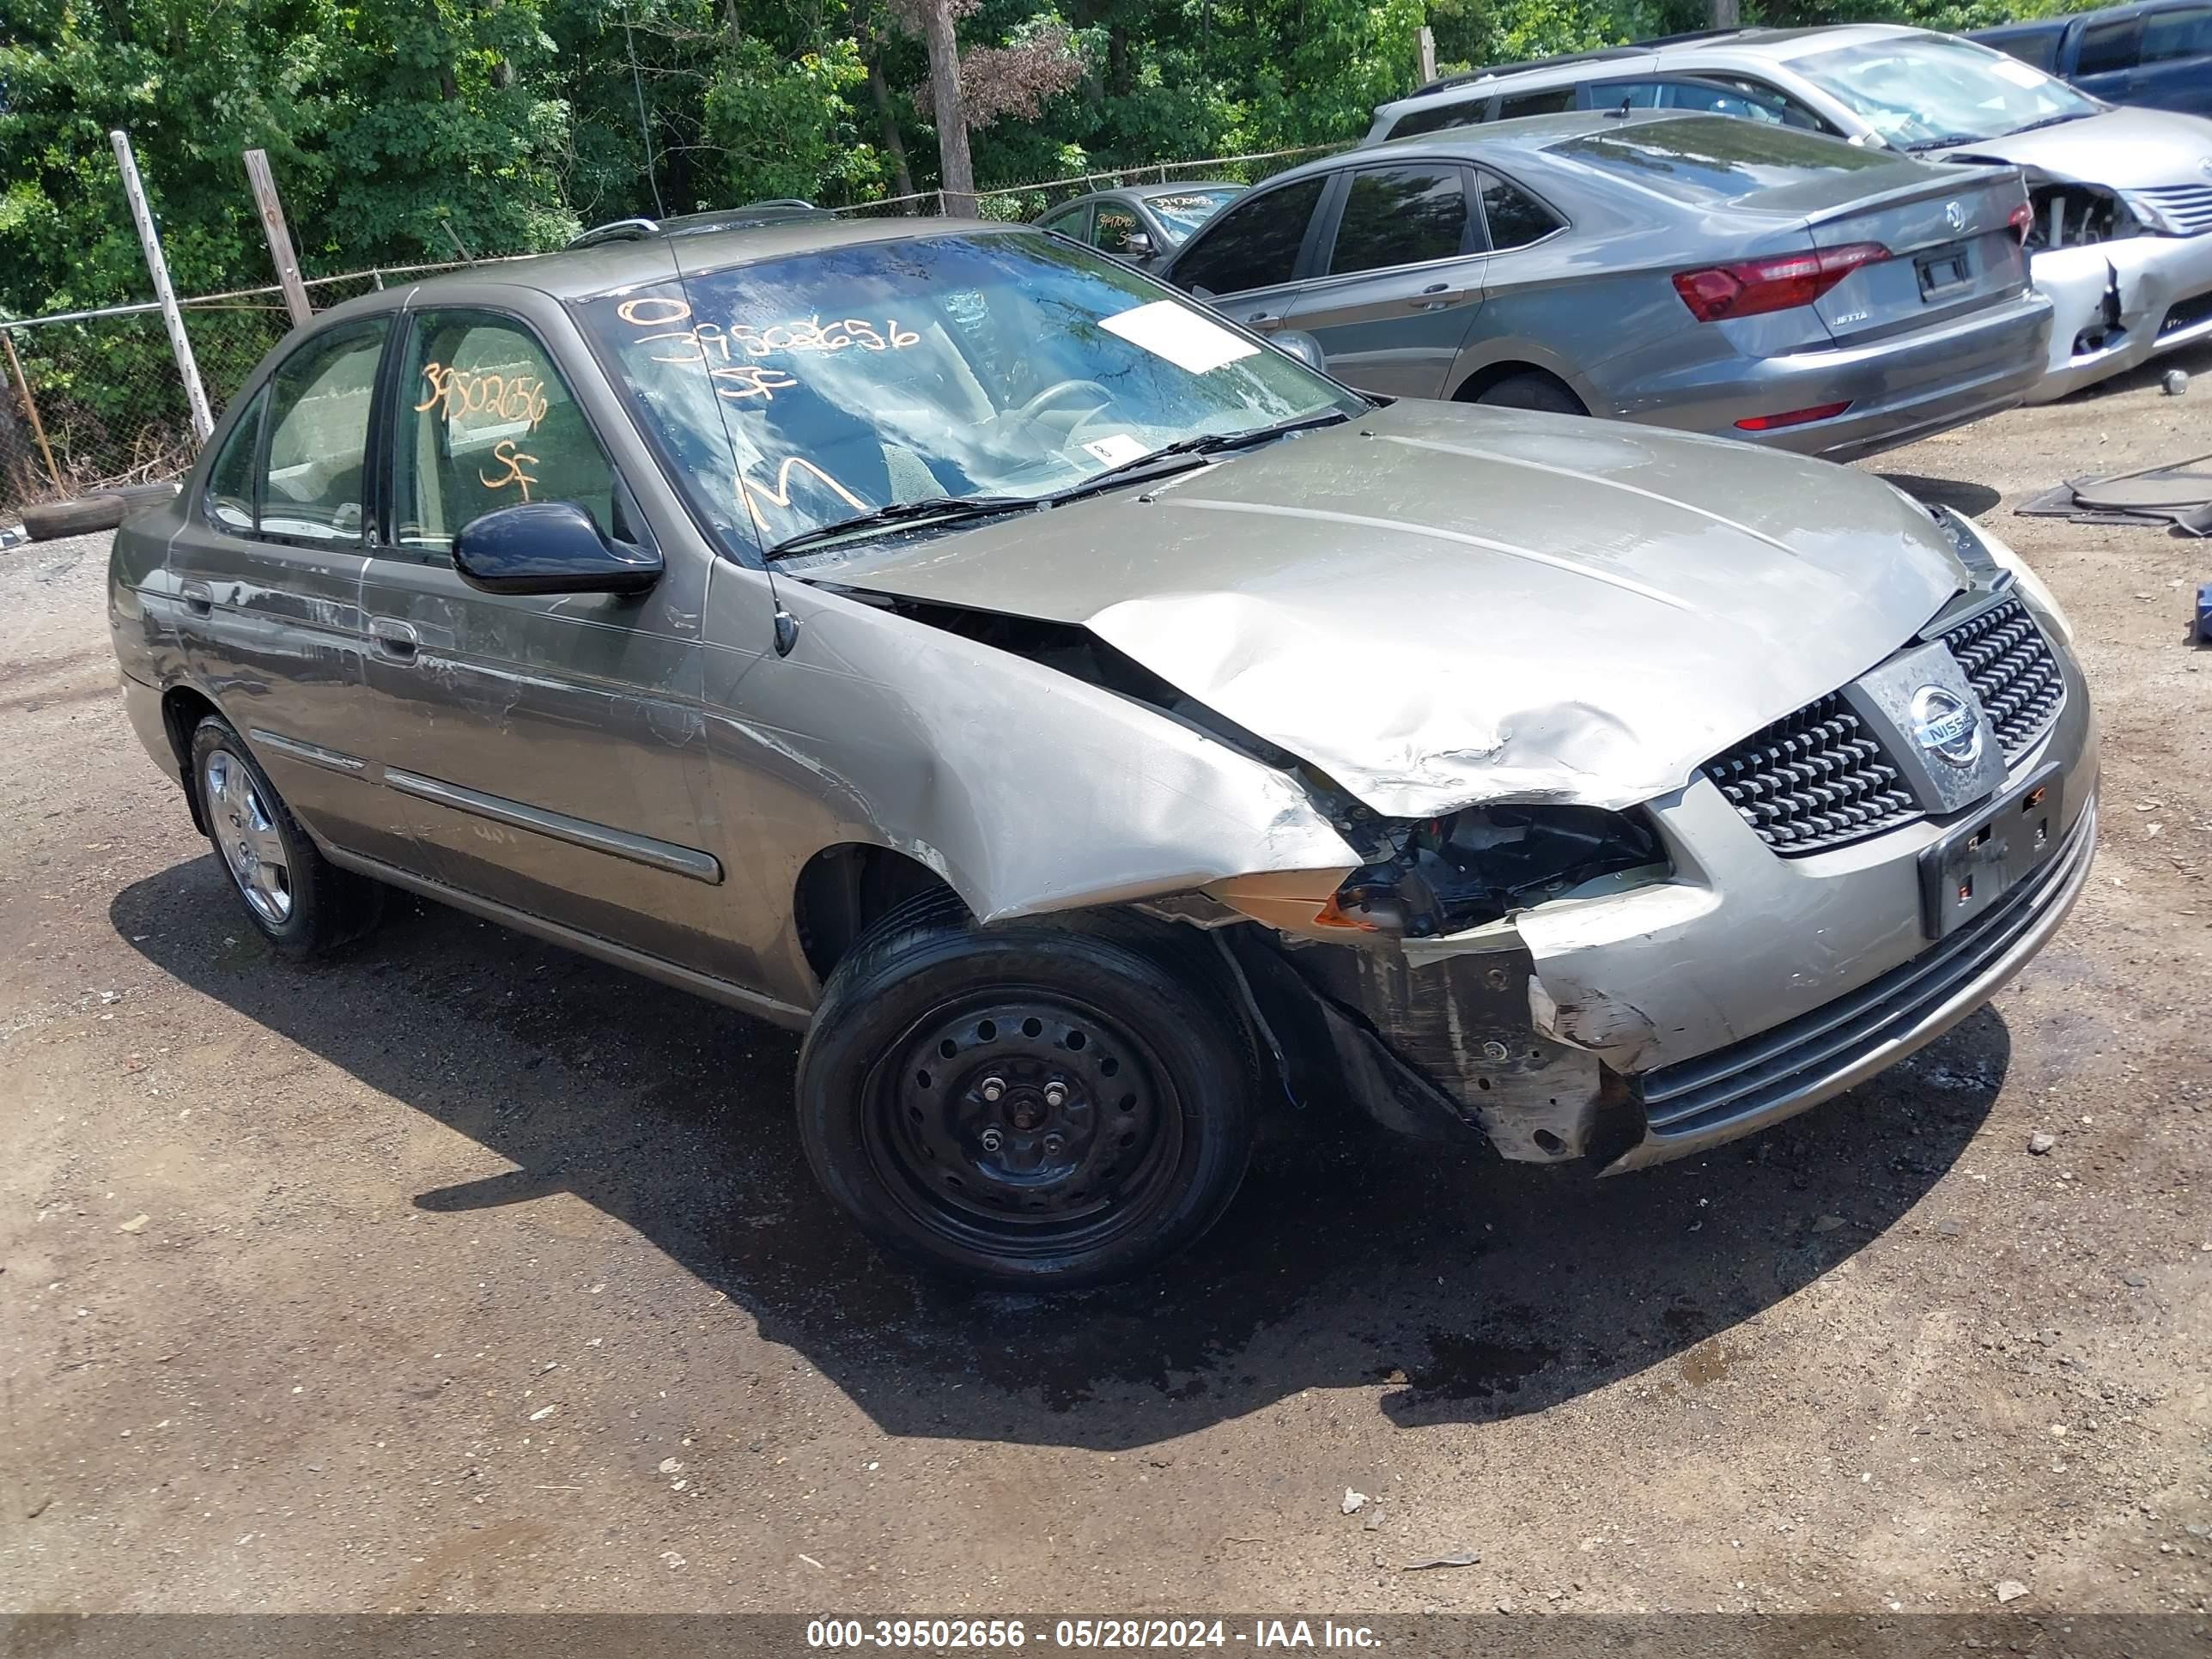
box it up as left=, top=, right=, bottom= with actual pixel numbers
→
left=1407, top=284, right=1476, bottom=311
left=1245, top=312, right=1287, bottom=331
left=179, top=580, right=213, bottom=615
left=368, top=617, right=419, bottom=662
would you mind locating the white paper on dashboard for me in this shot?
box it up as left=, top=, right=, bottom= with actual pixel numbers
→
left=1081, top=433, right=1153, bottom=465
left=1990, top=57, right=2050, bottom=87
left=1100, top=301, right=1261, bottom=375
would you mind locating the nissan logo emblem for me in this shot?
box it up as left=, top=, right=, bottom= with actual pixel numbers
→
left=1911, top=685, right=1982, bottom=767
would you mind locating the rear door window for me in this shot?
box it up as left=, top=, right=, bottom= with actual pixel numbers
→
left=1583, top=80, right=1665, bottom=112
left=205, top=388, right=267, bottom=532
left=1496, top=87, right=1577, bottom=119
left=1171, top=176, right=1327, bottom=295
left=2142, top=5, right=2212, bottom=60
left=2076, top=17, right=2143, bottom=74
left=1660, top=76, right=1837, bottom=132
left=1040, top=203, right=1091, bottom=240
left=1389, top=95, right=1491, bottom=137
left=1478, top=172, right=1566, bottom=250
left=1327, top=164, right=1474, bottom=274
left=257, top=320, right=387, bottom=544
left=1547, top=116, right=1894, bottom=204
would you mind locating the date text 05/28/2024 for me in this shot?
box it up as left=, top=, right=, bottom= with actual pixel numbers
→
left=805, top=1620, right=1382, bottom=1650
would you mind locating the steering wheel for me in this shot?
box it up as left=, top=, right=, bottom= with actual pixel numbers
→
left=1017, top=378, right=1114, bottom=426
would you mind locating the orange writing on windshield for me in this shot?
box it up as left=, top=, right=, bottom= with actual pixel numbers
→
left=738, top=456, right=867, bottom=539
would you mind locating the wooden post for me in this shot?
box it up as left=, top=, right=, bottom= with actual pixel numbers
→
left=243, top=149, right=312, bottom=330
left=1418, top=26, right=1437, bottom=84
left=110, top=130, right=213, bottom=444
left=2, top=330, right=65, bottom=495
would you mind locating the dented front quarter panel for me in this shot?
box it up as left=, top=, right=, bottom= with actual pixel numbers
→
left=2026, top=234, right=2212, bottom=400
left=698, top=563, right=1361, bottom=1006
left=832, top=399, right=1968, bottom=820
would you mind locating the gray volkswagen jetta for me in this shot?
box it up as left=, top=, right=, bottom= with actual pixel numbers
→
left=107, top=216, right=2098, bottom=1288
left=1154, top=109, right=2051, bottom=458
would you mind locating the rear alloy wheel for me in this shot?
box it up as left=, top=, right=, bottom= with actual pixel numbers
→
left=797, top=901, right=1255, bottom=1290
left=188, top=714, right=382, bottom=957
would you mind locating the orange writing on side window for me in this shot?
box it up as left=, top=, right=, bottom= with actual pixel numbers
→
left=479, top=440, right=540, bottom=502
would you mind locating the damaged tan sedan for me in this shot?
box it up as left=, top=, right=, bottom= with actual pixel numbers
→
left=108, top=216, right=2099, bottom=1288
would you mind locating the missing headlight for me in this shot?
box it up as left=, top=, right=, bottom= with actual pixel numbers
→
left=1326, top=805, right=1668, bottom=938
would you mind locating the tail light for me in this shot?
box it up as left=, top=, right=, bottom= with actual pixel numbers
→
left=1735, top=402, right=1850, bottom=432
left=2008, top=201, right=2034, bottom=243
left=1672, top=242, right=1891, bottom=322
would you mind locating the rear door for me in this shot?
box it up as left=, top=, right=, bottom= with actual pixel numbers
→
left=1285, top=160, right=1485, bottom=397
left=2071, top=13, right=2143, bottom=100
left=167, top=318, right=409, bottom=865
left=2132, top=4, right=2212, bottom=112
left=1797, top=163, right=2030, bottom=344
left=1160, top=173, right=1330, bottom=334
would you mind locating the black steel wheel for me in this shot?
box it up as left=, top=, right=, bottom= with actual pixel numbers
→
left=797, top=897, right=1255, bottom=1290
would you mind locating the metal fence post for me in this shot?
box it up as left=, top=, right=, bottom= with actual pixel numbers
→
left=244, top=149, right=313, bottom=330
left=2, top=329, right=65, bottom=495
left=109, top=129, right=214, bottom=443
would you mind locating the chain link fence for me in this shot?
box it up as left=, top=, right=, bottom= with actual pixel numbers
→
left=0, top=149, right=1336, bottom=526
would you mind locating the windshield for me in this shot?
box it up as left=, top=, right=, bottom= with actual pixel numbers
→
left=577, top=230, right=1357, bottom=555
left=1791, top=35, right=2101, bottom=148
left=1145, top=187, right=1244, bottom=244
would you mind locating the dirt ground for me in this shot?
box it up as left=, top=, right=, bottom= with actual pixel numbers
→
left=3, top=343, right=2211, bottom=1619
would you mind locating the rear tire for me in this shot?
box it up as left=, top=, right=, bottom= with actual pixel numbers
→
left=796, top=898, right=1256, bottom=1290
left=188, top=715, right=383, bottom=958
left=21, top=495, right=130, bottom=541
left=1469, top=370, right=1587, bottom=416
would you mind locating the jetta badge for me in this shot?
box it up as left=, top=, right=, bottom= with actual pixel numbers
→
left=1911, top=686, right=1982, bottom=767
left=1943, top=200, right=1967, bottom=232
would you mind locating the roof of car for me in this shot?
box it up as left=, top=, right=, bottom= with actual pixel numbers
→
left=1376, top=21, right=1926, bottom=118
left=1264, top=106, right=1693, bottom=184
left=337, top=215, right=1015, bottom=310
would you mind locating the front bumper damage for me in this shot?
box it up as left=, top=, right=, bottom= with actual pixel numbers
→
left=1254, top=594, right=2100, bottom=1173
left=2028, top=234, right=2212, bottom=402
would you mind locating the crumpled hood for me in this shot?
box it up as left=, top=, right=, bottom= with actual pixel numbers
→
left=1947, top=106, right=2212, bottom=191
left=834, top=400, right=1969, bottom=818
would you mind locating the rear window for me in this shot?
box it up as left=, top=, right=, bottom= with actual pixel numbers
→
left=1547, top=116, right=1895, bottom=203
left=1389, top=95, right=1488, bottom=138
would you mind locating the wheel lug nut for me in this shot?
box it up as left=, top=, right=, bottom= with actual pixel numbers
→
left=980, top=1077, right=1006, bottom=1102
left=980, top=1127, right=1003, bottom=1152
left=1043, top=1133, right=1065, bottom=1156
left=1043, top=1082, right=1067, bottom=1108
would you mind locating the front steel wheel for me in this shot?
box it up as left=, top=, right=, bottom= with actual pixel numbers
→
left=798, top=898, right=1255, bottom=1290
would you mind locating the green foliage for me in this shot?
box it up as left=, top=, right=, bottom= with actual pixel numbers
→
left=702, top=37, right=885, bottom=203
left=0, top=0, right=2123, bottom=322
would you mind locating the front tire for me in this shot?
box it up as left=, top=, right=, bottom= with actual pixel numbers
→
left=189, top=715, right=382, bottom=957
left=796, top=900, right=1256, bottom=1290
left=1470, top=370, right=1586, bottom=416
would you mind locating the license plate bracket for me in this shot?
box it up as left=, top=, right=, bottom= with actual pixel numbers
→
left=1917, top=247, right=1971, bottom=299
left=1918, top=763, right=2063, bottom=939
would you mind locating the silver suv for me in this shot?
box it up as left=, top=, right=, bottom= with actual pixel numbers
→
left=1368, top=24, right=2212, bottom=399
left=109, top=216, right=2097, bottom=1289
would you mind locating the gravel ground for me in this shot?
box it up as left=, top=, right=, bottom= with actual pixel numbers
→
left=3, top=343, right=2210, bottom=1617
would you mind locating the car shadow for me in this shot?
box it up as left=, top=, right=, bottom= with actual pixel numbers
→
left=113, top=858, right=2009, bottom=1450
left=1881, top=471, right=2003, bottom=518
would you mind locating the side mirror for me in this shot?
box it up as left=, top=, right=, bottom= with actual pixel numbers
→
left=1271, top=329, right=1329, bottom=374
left=1121, top=230, right=1155, bottom=261
left=452, top=501, right=662, bottom=597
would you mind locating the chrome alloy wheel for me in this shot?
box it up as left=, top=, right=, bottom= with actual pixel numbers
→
left=202, top=747, right=293, bottom=926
